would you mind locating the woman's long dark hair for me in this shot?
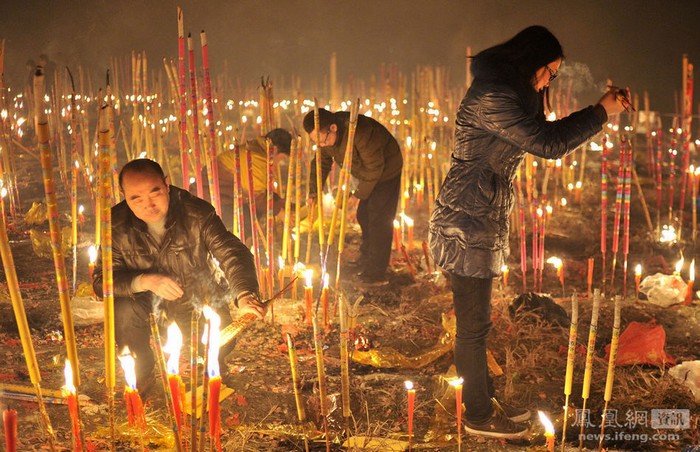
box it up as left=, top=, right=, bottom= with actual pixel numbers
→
left=474, top=25, right=564, bottom=111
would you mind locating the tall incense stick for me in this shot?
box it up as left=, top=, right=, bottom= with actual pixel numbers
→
left=560, top=292, right=578, bottom=450
left=598, top=295, right=621, bottom=450
left=578, top=289, right=601, bottom=450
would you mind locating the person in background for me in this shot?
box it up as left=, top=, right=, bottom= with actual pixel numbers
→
left=93, top=159, right=265, bottom=394
left=217, top=128, right=292, bottom=237
left=303, top=108, right=403, bottom=286
left=429, top=25, right=628, bottom=439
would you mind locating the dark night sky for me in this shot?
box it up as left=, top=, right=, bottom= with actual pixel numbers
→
left=1, top=0, right=699, bottom=114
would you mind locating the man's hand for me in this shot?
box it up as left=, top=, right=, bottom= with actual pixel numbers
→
left=236, top=293, right=266, bottom=319
left=140, top=274, right=184, bottom=300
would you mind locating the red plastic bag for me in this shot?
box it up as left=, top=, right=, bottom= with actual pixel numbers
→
left=606, top=321, right=675, bottom=367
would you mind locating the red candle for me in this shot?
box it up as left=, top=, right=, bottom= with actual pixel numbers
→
left=685, top=259, right=695, bottom=305
left=203, top=307, right=223, bottom=451
left=163, top=322, right=184, bottom=431
left=62, top=360, right=82, bottom=451
left=405, top=381, right=415, bottom=452
left=501, top=265, right=509, bottom=287
left=304, top=269, right=314, bottom=326
left=4, top=408, right=17, bottom=452
left=450, top=378, right=463, bottom=450
left=87, top=245, right=98, bottom=282
left=119, top=349, right=146, bottom=429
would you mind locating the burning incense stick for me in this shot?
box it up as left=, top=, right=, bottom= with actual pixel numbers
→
left=578, top=289, right=601, bottom=450
left=560, top=292, right=578, bottom=450
left=598, top=295, right=622, bottom=450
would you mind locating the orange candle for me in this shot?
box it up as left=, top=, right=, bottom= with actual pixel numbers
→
left=685, top=259, right=695, bottom=305
left=405, top=381, right=415, bottom=452
left=62, top=360, right=82, bottom=451
left=634, top=264, right=642, bottom=299
left=304, top=269, right=313, bottom=326
left=3, top=408, right=17, bottom=452
left=538, top=411, right=555, bottom=451
left=393, top=219, right=401, bottom=252
left=501, top=265, right=509, bottom=287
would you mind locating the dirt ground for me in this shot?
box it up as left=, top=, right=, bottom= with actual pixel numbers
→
left=1, top=137, right=699, bottom=452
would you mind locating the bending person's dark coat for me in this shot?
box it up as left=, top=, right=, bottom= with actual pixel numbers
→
left=429, top=56, right=607, bottom=278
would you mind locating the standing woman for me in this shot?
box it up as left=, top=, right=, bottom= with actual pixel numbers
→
left=428, top=25, right=626, bottom=439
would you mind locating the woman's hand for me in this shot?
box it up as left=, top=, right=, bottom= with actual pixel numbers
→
left=598, top=86, right=632, bottom=116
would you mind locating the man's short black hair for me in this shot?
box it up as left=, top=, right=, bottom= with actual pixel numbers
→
left=302, top=108, right=335, bottom=134
left=119, top=158, right=166, bottom=189
left=265, top=128, right=292, bottom=155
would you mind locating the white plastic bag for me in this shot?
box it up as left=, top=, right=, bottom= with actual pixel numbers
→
left=71, top=295, right=104, bottom=326
left=668, top=360, right=700, bottom=403
left=638, top=273, right=687, bottom=307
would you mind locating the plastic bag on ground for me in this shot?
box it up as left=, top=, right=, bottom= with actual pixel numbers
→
left=638, top=273, right=687, bottom=307
left=71, top=283, right=104, bottom=326
left=606, top=321, right=675, bottom=367
left=668, top=360, right=700, bottom=403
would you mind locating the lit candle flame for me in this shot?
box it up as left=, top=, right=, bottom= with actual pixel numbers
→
left=546, top=256, right=563, bottom=270
left=118, top=347, right=137, bottom=390
left=501, top=264, right=508, bottom=274
left=635, top=264, right=642, bottom=277
left=202, top=306, right=221, bottom=378
left=449, top=377, right=464, bottom=388
left=163, top=322, right=183, bottom=375
left=63, top=359, right=76, bottom=393
left=690, top=259, right=695, bottom=282
left=78, top=204, right=85, bottom=215
left=304, top=269, right=314, bottom=288
left=88, top=245, right=98, bottom=264
left=538, top=410, right=555, bottom=435
left=404, top=380, right=414, bottom=391
left=278, top=256, right=285, bottom=270
left=322, top=272, right=329, bottom=288
left=675, top=257, right=684, bottom=275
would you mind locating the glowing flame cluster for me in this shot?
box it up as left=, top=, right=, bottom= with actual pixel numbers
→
left=163, top=322, right=183, bottom=375
left=202, top=306, right=222, bottom=378
left=118, top=347, right=138, bottom=390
